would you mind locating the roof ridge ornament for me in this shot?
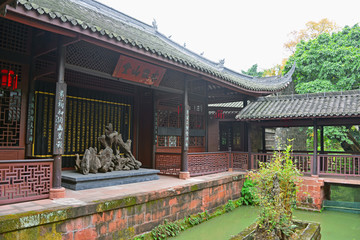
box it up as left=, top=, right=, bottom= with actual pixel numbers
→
left=217, top=59, right=225, bottom=70
left=152, top=18, right=158, bottom=31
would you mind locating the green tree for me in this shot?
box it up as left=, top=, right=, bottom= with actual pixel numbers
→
left=241, top=64, right=264, bottom=77
left=284, top=18, right=339, bottom=54
left=283, top=24, right=360, bottom=152
left=284, top=24, right=360, bottom=93
left=264, top=19, right=339, bottom=77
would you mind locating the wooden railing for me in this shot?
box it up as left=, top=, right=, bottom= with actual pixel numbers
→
left=155, top=151, right=248, bottom=177
left=318, top=154, right=360, bottom=176
left=231, top=152, right=249, bottom=170
left=0, top=159, right=53, bottom=205
left=155, top=152, right=181, bottom=176
left=155, top=151, right=360, bottom=178
left=251, top=153, right=312, bottom=174
left=188, top=152, right=230, bottom=176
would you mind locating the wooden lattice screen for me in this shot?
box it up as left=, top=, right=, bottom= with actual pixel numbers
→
left=32, top=81, right=133, bottom=168
left=156, top=100, right=206, bottom=150
left=0, top=89, right=21, bottom=147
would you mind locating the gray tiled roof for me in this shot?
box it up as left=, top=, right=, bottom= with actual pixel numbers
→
left=236, top=90, right=360, bottom=120
left=14, top=0, right=294, bottom=92
left=209, top=101, right=244, bottom=109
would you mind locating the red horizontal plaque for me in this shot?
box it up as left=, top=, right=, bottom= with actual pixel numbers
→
left=112, top=55, right=166, bottom=86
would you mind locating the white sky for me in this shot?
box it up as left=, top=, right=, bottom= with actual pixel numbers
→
left=97, top=0, right=360, bottom=73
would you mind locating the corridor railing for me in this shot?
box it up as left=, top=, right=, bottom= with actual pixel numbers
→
left=318, top=154, right=360, bottom=176
left=155, top=151, right=360, bottom=177
left=251, top=153, right=312, bottom=174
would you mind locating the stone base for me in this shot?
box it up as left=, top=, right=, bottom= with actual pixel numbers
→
left=179, top=171, right=190, bottom=180
left=61, top=168, right=160, bottom=190
left=230, top=221, right=321, bottom=240
left=49, top=187, right=66, bottom=199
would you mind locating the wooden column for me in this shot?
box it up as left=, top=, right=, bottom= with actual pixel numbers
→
left=204, top=81, right=209, bottom=152
left=152, top=97, right=157, bottom=169
left=180, top=79, right=190, bottom=179
left=312, top=119, right=318, bottom=176
left=262, top=127, right=266, bottom=153
left=243, top=99, right=248, bottom=152
left=25, top=58, right=36, bottom=157
left=50, top=40, right=66, bottom=198
left=320, top=126, right=324, bottom=153
left=247, top=123, right=252, bottom=170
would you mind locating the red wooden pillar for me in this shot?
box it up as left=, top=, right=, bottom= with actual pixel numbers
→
left=247, top=122, right=252, bottom=170
left=50, top=40, right=66, bottom=198
left=180, top=79, right=190, bottom=179
left=312, top=119, right=318, bottom=176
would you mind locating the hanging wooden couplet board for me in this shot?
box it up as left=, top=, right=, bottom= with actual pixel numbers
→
left=53, top=82, right=67, bottom=155
left=112, top=55, right=166, bottom=86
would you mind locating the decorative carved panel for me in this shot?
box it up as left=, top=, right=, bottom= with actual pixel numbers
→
left=0, top=160, right=53, bottom=205
left=0, top=89, right=21, bottom=147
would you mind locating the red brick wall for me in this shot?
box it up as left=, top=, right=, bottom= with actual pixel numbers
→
left=296, top=176, right=325, bottom=211
left=0, top=174, right=244, bottom=240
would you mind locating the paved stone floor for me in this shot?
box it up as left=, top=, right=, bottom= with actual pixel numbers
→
left=0, top=171, right=245, bottom=217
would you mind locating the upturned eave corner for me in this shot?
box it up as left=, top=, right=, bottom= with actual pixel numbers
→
left=0, top=0, right=17, bottom=16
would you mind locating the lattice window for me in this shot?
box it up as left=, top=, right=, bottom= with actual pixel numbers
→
left=66, top=41, right=119, bottom=74
left=189, top=80, right=206, bottom=96
left=0, top=89, right=21, bottom=147
left=159, top=70, right=184, bottom=90
left=157, top=136, right=181, bottom=147
left=0, top=18, right=30, bottom=54
left=189, top=114, right=204, bottom=129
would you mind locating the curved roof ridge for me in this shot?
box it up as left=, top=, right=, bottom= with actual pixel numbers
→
left=236, top=89, right=360, bottom=120
left=14, top=0, right=294, bottom=92
left=257, top=89, right=360, bottom=102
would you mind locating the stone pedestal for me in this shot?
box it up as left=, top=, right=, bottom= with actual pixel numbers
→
left=62, top=168, right=160, bottom=190
left=50, top=187, right=66, bottom=199
left=179, top=171, right=190, bottom=180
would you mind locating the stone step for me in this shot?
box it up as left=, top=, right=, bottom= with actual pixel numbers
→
left=323, top=200, right=360, bottom=214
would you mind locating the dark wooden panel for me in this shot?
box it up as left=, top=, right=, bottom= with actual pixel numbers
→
left=137, top=88, right=154, bottom=168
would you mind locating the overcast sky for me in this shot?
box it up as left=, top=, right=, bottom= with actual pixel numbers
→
left=97, top=0, right=360, bottom=73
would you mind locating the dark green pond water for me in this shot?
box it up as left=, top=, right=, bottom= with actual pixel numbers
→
left=174, top=206, right=360, bottom=240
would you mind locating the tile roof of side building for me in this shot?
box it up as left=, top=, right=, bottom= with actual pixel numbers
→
left=236, top=90, right=360, bottom=120
left=6, top=0, right=294, bottom=93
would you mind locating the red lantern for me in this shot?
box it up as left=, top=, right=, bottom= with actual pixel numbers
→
left=214, top=110, right=224, bottom=119
left=1, top=69, right=18, bottom=90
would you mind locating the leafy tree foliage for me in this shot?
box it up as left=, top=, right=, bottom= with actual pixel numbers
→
left=284, top=24, right=360, bottom=93
left=241, top=64, right=264, bottom=77
left=283, top=24, right=360, bottom=152
left=263, top=19, right=338, bottom=77
left=284, top=18, right=339, bottom=54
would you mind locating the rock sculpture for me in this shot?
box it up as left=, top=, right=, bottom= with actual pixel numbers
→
left=75, top=123, right=142, bottom=175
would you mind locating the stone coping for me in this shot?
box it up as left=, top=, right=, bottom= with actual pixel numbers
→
left=230, top=220, right=321, bottom=240
left=0, top=172, right=245, bottom=234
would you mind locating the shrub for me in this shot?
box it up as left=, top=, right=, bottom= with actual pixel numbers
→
left=240, top=178, right=258, bottom=205
left=249, top=143, right=302, bottom=239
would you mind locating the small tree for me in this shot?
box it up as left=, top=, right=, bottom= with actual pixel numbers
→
left=249, top=144, right=302, bottom=239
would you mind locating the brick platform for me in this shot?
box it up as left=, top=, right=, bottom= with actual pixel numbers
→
left=297, top=176, right=325, bottom=211
left=0, top=172, right=245, bottom=239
